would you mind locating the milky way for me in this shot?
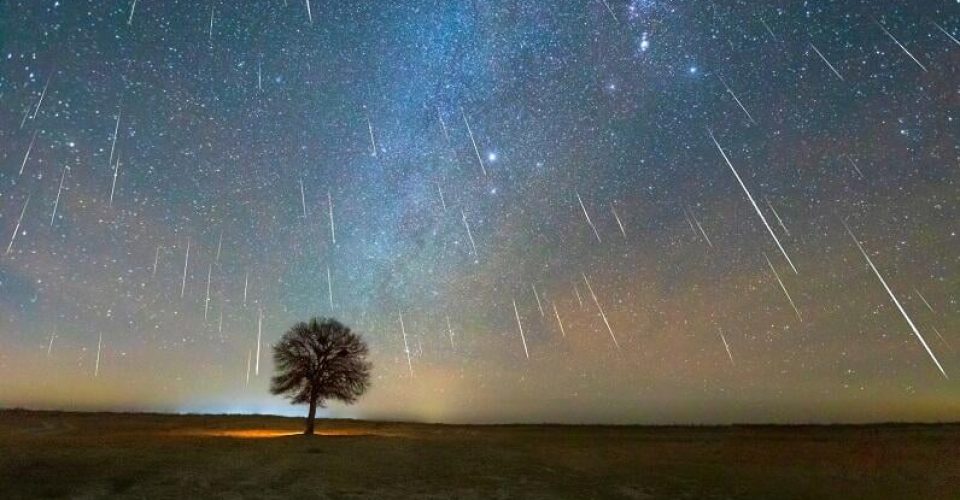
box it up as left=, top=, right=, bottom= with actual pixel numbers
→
left=1, top=1, right=958, bottom=423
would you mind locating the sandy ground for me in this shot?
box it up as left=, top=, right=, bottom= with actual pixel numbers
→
left=1, top=410, right=958, bottom=499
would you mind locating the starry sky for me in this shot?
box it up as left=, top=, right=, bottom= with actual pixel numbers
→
left=1, top=0, right=959, bottom=424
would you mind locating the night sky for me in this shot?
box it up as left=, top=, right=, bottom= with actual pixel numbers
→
left=1, top=0, right=959, bottom=424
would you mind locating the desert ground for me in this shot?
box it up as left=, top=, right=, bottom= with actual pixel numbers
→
left=1, top=410, right=958, bottom=499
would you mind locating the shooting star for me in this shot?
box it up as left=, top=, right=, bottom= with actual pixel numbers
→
left=764, top=196, right=791, bottom=237
left=127, top=0, right=138, bottom=25
left=845, top=155, right=864, bottom=179
left=573, top=283, right=584, bottom=307
left=327, top=190, right=336, bottom=244
left=709, top=130, right=798, bottom=274
left=690, top=208, right=713, bottom=248
left=257, top=59, right=262, bottom=91
left=597, top=0, right=619, bottom=24
left=326, top=266, right=334, bottom=309
left=305, top=0, right=313, bottom=24
left=31, top=74, right=51, bottom=120
left=763, top=253, right=803, bottom=323
left=876, top=19, right=927, bottom=72
left=50, top=165, right=67, bottom=226
left=719, top=329, right=735, bottom=365
left=109, top=153, right=121, bottom=207
left=759, top=17, right=778, bottom=42
left=108, top=109, right=121, bottom=167
left=19, top=130, right=38, bottom=177
left=208, top=7, right=215, bottom=44
left=245, top=350, right=251, bottom=387
left=809, top=42, right=845, bottom=81
left=915, top=288, right=935, bottom=313
left=512, top=299, right=530, bottom=359
left=398, top=310, right=414, bottom=377
left=461, top=107, right=487, bottom=176
left=532, top=284, right=545, bottom=316
left=180, top=238, right=190, bottom=298
left=299, top=178, right=308, bottom=219
left=6, top=195, right=30, bottom=255
left=437, top=107, right=450, bottom=142
left=215, top=230, right=223, bottom=264
left=446, top=316, right=455, bottom=349
left=718, top=74, right=756, bottom=124
left=94, top=332, right=102, bottom=377
left=583, top=273, right=620, bottom=349
left=933, top=22, right=960, bottom=47
left=366, top=116, right=377, bottom=157
left=152, top=246, right=161, bottom=277
left=46, top=328, right=56, bottom=358
left=436, top=181, right=447, bottom=212
left=576, top=191, right=602, bottom=243
left=611, top=204, right=627, bottom=238
left=204, top=264, right=213, bottom=320
left=552, top=302, right=567, bottom=337
left=843, top=220, right=947, bottom=379
left=461, top=208, right=478, bottom=258
left=243, top=271, right=249, bottom=307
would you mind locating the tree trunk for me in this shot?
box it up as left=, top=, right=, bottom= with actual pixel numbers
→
left=305, top=394, right=318, bottom=435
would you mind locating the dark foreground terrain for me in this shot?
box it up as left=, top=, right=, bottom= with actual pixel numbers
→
left=1, top=410, right=958, bottom=499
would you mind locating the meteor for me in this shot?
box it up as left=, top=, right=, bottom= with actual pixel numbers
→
left=6, top=195, right=30, bottom=255
left=552, top=302, right=567, bottom=337
left=180, top=238, right=190, bottom=298
left=809, top=42, right=844, bottom=81
left=718, top=74, right=756, bottom=124
left=719, top=329, right=735, bottom=366
left=328, top=190, right=336, bottom=244
left=398, top=309, right=413, bottom=377
left=19, top=130, right=38, bottom=177
left=611, top=204, right=626, bottom=238
left=876, top=19, right=927, bottom=72
left=709, top=130, right=798, bottom=274
left=576, top=191, right=602, bottom=243
left=512, top=299, right=530, bottom=359
left=583, top=273, right=620, bottom=349
left=843, top=220, right=947, bottom=379
left=461, top=209, right=478, bottom=258
left=50, top=165, right=68, bottom=225
left=915, top=288, right=935, bottom=313
left=94, top=332, right=103, bottom=377
left=763, top=253, right=803, bottom=323
left=532, top=284, right=545, bottom=316
left=461, top=108, right=487, bottom=176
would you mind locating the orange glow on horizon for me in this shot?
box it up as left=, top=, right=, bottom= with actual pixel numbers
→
left=176, top=428, right=394, bottom=439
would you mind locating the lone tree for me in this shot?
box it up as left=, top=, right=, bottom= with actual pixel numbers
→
left=270, top=317, right=372, bottom=435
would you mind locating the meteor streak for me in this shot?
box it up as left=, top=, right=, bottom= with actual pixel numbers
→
left=398, top=310, right=413, bottom=377
left=50, top=165, right=67, bottom=225
left=6, top=195, right=30, bottom=255
left=876, top=19, right=927, bottom=72
left=719, top=329, right=735, bottom=365
left=180, top=238, right=190, bottom=298
left=512, top=299, right=530, bottom=359
left=583, top=273, right=620, bottom=349
left=576, top=191, right=602, bottom=243
left=461, top=108, right=487, bottom=176
left=709, top=130, right=798, bottom=274
left=763, top=253, right=803, bottom=323
left=843, top=220, right=947, bottom=379
left=552, top=302, right=566, bottom=337
left=19, top=130, right=38, bottom=177
left=809, top=42, right=844, bottom=81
